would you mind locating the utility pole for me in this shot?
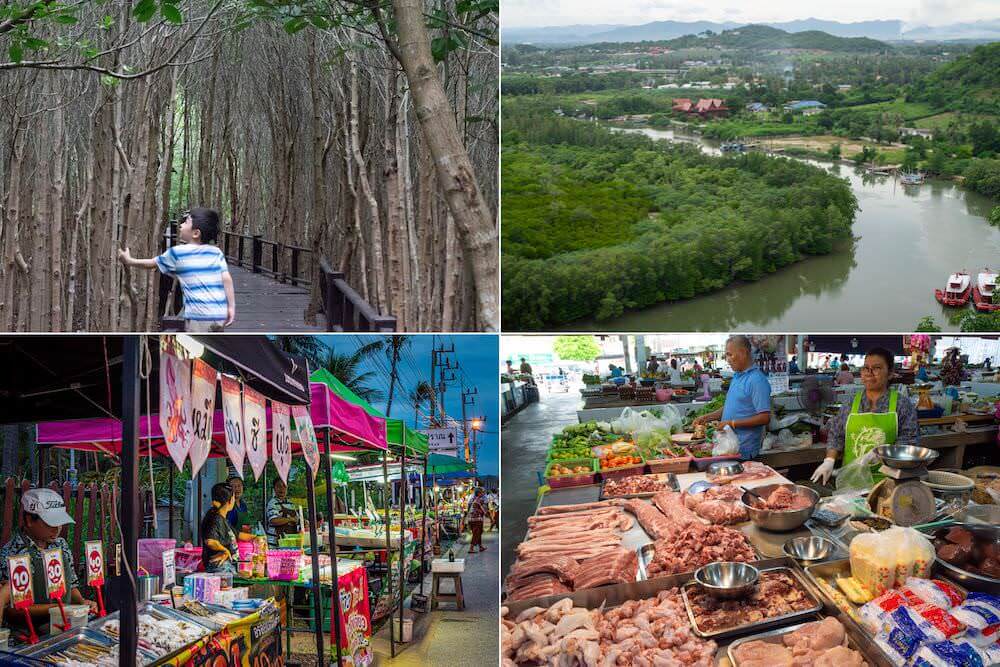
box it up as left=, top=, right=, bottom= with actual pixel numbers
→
left=439, top=359, right=457, bottom=423
left=461, top=387, right=478, bottom=463
left=428, top=339, right=454, bottom=428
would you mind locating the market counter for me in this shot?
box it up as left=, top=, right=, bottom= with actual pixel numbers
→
left=758, top=424, right=997, bottom=470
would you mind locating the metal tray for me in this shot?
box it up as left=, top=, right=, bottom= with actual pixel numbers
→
left=504, top=556, right=798, bottom=619
left=681, top=566, right=823, bottom=640
left=599, top=473, right=679, bottom=500
left=636, top=538, right=763, bottom=581
left=17, top=627, right=115, bottom=657
left=726, top=619, right=879, bottom=667
left=804, top=558, right=969, bottom=623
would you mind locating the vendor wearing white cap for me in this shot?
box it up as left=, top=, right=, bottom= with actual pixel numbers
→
left=0, top=489, right=97, bottom=627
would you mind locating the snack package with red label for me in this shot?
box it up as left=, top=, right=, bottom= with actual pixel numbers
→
left=904, top=577, right=965, bottom=609
left=911, top=603, right=966, bottom=640
left=951, top=592, right=1000, bottom=647
left=861, top=589, right=914, bottom=632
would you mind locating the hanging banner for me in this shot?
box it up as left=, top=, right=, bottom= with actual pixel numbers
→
left=271, top=402, right=292, bottom=483
left=243, top=385, right=268, bottom=480
left=333, top=565, right=373, bottom=667
left=221, top=375, right=246, bottom=477
left=160, top=344, right=193, bottom=471
left=8, top=554, right=33, bottom=608
left=85, top=541, right=104, bottom=586
left=163, top=603, right=282, bottom=667
left=293, top=404, right=320, bottom=479
left=43, top=547, right=66, bottom=599
left=189, top=358, right=217, bottom=477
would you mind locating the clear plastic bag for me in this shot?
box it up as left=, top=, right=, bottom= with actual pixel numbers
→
left=835, top=456, right=875, bottom=494
left=712, top=425, right=740, bottom=456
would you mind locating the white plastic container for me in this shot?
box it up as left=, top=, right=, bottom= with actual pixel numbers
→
left=431, top=558, right=465, bottom=573
left=49, top=604, right=89, bottom=634
left=393, top=611, right=415, bottom=642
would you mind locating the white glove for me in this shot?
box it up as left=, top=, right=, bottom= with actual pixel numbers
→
left=859, top=448, right=879, bottom=466
left=811, top=457, right=836, bottom=485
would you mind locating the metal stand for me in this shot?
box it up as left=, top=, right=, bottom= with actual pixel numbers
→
left=322, top=429, right=344, bottom=667
left=119, top=337, right=140, bottom=667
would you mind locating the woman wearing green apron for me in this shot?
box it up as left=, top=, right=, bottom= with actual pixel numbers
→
left=811, top=347, right=920, bottom=486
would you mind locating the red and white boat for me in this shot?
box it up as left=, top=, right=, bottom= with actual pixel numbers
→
left=972, top=269, right=999, bottom=312
left=934, top=271, right=972, bottom=307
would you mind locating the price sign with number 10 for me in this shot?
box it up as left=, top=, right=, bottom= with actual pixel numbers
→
left=8, top=554, right=33, bottom=609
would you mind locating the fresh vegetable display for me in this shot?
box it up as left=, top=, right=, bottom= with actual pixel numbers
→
left=600, top=454, right=642, bottom=470
left=689, top=443, right=716, bottom=458
left=548, top=463, right=593, bottom=476
left=549, top=445, right=594, bottom=460
left=682, top=394, right=725, bottom=429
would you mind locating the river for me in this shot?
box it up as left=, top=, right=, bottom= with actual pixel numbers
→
left=561, top=126, right=1000, bottom=332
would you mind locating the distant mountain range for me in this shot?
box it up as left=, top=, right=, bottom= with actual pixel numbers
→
left=502, top=18, right=1000, bottom=45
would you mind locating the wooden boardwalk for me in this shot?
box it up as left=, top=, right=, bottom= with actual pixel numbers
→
left=227, top=265, right=323, bottom=331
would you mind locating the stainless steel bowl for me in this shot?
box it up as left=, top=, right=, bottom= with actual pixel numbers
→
left=694, top=562, right=759, bottom=600
left=875, top=445, right=939, bottom=470
left=931, top=523, right=1000, bottom=594
left=741, top=483, right=819, bottom=532
left=708, top=460, right=744, bottom=478
left=783, top=536, right=834, bottom=562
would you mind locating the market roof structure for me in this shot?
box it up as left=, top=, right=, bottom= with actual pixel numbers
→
left=310, top=368, right=429, bottom=455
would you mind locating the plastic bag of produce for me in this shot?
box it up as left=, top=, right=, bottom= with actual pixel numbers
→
left=835, top=456, right=875, bottom=494
left=711, top=425, right=740, bottom=456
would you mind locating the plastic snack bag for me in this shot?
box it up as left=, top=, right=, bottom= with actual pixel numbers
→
left=835, top=455, right=875, bottom=494
left=711, top=425, right=740, bottom=457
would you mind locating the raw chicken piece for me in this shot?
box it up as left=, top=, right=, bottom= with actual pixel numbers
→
left=814, top=645, right=867, bottom=667
left=782, top=617, right=845, bottom=652
left=732, top=640, right=794, bottom=667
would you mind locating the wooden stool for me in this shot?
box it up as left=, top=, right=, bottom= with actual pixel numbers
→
left=431, top=572, right=465, bottom=610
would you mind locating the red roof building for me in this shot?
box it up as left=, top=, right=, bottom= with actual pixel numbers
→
left=672, top=98, right=693, bottom=113
left=691, top=98, right=729, bottom=118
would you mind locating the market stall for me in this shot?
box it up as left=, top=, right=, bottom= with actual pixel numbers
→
left=34, top=362, right=393, bottom=667
left=0, top=336, right=394, bottom=667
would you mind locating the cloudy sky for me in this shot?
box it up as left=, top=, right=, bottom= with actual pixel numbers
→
left=325, top=335, right=499, bottom=477
left=503, top=0, right=999, bottom=28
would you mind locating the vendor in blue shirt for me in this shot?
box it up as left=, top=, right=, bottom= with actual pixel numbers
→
left=691, top=335, right=772, bottom=460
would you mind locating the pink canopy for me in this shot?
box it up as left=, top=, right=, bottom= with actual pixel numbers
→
left=36, top=381, right=387, bottom=456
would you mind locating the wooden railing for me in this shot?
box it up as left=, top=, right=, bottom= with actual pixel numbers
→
left=219, top=230, right=311, bottom=287
left=319, top=257, right=397, bottom=332
left=157, top=218, right=396, bottom=331
left=0, top=478, right=120, bottom=582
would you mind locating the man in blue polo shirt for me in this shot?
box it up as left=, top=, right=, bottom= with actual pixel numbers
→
left=692, top=335, right=772, bottom=459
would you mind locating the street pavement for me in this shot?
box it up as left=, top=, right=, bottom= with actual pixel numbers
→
left=500, top=388, right=580, bottom=581
left=370, top=529, right=499, bottom=665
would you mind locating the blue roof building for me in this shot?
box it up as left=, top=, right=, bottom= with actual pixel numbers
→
left=784, top=100, right=827, bottom=111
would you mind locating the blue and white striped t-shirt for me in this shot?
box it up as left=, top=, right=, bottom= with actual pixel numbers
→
left=155, top=244, right=230, bottom=321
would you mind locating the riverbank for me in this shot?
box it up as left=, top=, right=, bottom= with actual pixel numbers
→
left=558, top=124, right=1000, bottom=332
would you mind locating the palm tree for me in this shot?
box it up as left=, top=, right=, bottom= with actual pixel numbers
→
left=318, top=340, right=387, bottom=403
left=409, top=380, right=434, bottom=429
left=272, top=336, right=328, bottom=372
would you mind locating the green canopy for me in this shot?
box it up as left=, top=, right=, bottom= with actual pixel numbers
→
left=311, top=368, right=429, bottom=456
left=427, top=453, right=473, bottom=474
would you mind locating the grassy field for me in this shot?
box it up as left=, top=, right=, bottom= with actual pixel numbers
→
left=842, top=98, right=938, bottom=120
left=764, top=134, right=905, bottom=159
left=913, top=111, right=1000, bottom=129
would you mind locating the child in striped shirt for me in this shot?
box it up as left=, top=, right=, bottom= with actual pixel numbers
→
left=118, top=207, right=236, bottom=332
